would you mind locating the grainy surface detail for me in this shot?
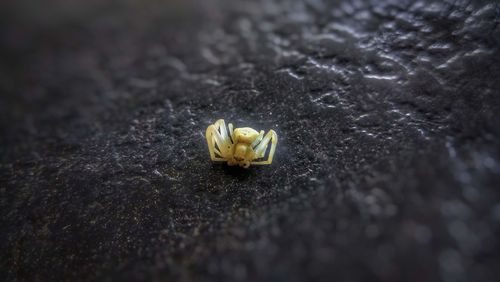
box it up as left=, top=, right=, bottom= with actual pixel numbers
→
left=1, top=0, right=499, bottom=281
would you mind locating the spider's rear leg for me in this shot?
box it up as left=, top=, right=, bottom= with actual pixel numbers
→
left=251, top=130, right=278, bottom=165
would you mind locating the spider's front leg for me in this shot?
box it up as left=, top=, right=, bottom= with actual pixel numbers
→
left=251, top=130, right=278, bottom=165
left=206, top=119, right=234, bottom=162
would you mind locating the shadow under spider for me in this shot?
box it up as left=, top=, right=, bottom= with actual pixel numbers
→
left=209, top=163, right=259, bottom=181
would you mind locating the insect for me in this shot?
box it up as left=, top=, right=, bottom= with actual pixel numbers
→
left=206, top=119, right=278, bottom=168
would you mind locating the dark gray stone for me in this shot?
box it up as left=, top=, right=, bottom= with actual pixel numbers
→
left=1, top=0, right=499, bottom=281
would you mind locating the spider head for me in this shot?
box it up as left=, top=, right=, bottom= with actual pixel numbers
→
left=233, top=143, right=255, bottom=168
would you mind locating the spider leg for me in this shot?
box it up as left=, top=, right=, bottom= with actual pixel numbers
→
left=214, top=119, right=229, bottom=143
left=251, top=130, right=277, bottom=165
left=228, top=123, right=235, bottom=143
left=206, top=119, right=233, bottom=161
left=214, top=119, right=234, bottom=157
left=251, top=130, right=265, bottom=148
left=206, top=125, right=226, bottom=161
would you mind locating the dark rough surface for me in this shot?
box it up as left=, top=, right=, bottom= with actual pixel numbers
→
left=1, top=0, right=500, bottom=281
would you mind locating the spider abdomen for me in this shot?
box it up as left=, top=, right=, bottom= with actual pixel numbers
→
left=233, top=127, right=259, bottom=144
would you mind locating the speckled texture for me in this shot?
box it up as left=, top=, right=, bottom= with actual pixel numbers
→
left=1, top=0, right=499, bottom=281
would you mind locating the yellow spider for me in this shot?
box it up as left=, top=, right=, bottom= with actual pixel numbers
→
left=206, top=119, right=278, bottom=168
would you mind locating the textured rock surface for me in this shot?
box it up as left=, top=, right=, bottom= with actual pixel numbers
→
left=1, top=0, right=500, bottom=281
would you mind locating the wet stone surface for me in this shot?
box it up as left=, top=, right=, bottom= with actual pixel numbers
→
left=1, top=0, right=500, bottom=281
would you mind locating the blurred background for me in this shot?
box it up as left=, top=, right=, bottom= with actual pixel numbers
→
left=1, top=0, right=499, bottom=281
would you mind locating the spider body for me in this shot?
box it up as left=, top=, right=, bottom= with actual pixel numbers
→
left=206, top=119, right=278, bottom=168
